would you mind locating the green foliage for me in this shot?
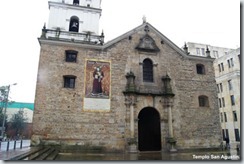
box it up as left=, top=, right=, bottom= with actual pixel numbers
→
left=10, top=110, right=28, bottom=135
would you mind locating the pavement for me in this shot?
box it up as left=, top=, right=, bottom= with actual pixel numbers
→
left=0, top=140, right=31, bottom=160
left=0, top=140, right=240, bottom=161
left=0, top=146, right=31, bottom=160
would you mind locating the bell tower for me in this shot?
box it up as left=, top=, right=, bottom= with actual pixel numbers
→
left=42, top=0, right=103, bottom=44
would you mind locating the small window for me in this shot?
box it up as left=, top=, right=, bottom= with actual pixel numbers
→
left=196, top=48, right=200, bottom=55
left=227, top=60, right=231, bottom=68
left=143, top=58, right=153, bottom=82
left=196, top=64, right=205, bottom=74
left=227, top=58, right=234, bottom=68
left=220, top=83, right=223, bottom=92
left=201, top=48, right=205, bottom=56
left=233, top=111, right=238, bottom=122
left=221, top=63, right=224, bottom=71
left=198, top=95, right=209, bottom=107
left=228, top=80, right=233, bottom=90
left=213, top=50, right=219, bottom=58
left=230, top=58, right=234, bottom=67
left=218, top=64, right=221, bottom=72
left=65, top=50, right=78, bottom=62
left=63, top=75, right=76, bottom=88
left=216, top=84, right=219, bottom=93
left=235, top=129, right=240, bottom=141
left=225, top=129, right=229, bottom=138
left=218, top=98, right=222, bottom=108
left=224, top=112, right=227, bottom=122
left=222, top=129, right=225, bottom=140
left=222, top=97, right=225, bottom=107
left=230, top=95, right=235, bottom=106
left=73, top=0, right=79, bottom=5
left=220, top=113, right=223, bottom=122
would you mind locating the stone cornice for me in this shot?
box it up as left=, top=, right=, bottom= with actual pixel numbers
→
left=38, top=38, right=103, bottom=50
left=215, top=70, right=240, bottom=82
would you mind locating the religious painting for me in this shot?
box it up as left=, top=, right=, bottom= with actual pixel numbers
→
left=83, top=59, right=111, bottom=111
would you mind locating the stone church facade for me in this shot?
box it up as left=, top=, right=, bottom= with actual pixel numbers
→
left=32, top=0, right=222, bottom=152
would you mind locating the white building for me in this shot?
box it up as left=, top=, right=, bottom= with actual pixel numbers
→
left=214, top=48, right=240, bottom=147
left=184, top=42, right=234, bottom=58
left=6, top=102, right=34, bottom=123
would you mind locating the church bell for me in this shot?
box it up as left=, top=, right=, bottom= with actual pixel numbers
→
left=71, top=22, right=78, bottom=31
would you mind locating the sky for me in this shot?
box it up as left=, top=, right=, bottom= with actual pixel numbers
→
left=0, top=0, right=240, bottom=103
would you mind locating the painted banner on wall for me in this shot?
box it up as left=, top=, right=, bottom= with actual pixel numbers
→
left=83, top=59, right=111, bottom=111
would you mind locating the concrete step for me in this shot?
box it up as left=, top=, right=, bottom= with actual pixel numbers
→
left=9, top=147, right=59, bottom=160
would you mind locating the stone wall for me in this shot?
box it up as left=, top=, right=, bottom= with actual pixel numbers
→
left=32, top=26, right=222, bottom=151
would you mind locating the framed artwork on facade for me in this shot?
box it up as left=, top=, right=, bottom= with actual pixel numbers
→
left=83, top=59, right=111, bottom=111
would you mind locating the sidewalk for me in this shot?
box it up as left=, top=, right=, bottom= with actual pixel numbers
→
left=0, top=140, right=31, bottom=160
left=0, top=146, right=31, bottom=160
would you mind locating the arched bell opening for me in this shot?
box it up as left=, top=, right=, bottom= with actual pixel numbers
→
left=69, top=16, right=79, bottom=32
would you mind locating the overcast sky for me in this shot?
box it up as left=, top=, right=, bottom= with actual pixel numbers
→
left=0, top=0, right=240, bottom=103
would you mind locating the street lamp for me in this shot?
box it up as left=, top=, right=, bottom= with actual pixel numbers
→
left=0, top=83, right=17, bottom=140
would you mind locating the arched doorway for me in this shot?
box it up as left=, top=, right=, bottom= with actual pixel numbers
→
left=138, top=107, right=161, bottom=151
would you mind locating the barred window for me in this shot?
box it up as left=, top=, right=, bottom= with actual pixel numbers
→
left=143, top=58, right=153, bottom=82
left=65, top=50, right=78, bottom=62
left=196, top=64, right=205, bottom=74
left=198, top=95, right=209, bottom=107
left=63, top=75, right=76, bottom=88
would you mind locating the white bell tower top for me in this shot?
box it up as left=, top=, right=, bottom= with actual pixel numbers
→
left=47, top=0, right=102, bottom=35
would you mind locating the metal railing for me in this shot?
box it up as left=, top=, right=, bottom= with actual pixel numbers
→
left=0, top=139, right=30, bottom=151
left=41, top=26, right=105, bottom=45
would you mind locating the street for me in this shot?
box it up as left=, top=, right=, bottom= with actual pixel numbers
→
left=0, top=140, right=30, bottom=151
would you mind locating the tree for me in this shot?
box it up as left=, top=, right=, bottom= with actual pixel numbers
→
left=0, top=107, right=8, bottom=127
left=10, top=109, right=28, bottom=137
left=0, top=86, right=8, bottom=135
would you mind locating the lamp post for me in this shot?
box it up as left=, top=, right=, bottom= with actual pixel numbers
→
left=0, top=83, right=17, bottom=139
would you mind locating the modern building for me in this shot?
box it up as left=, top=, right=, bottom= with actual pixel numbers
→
left=184, top=42, right=234, bottom=58
left=185, top=42, right=240, bottom=148
left=32, top=0, right=222, bottom=152
left=214, top=48, right=240, bottom=148
left=4, top=102, right=34, bottom=139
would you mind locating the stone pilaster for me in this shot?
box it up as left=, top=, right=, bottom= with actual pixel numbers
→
left=124, top=94, right=137, bottom=152
left=163, top=98, right=177, bottom=152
